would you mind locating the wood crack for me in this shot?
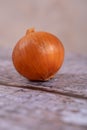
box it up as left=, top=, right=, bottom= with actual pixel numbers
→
left=0, top=81, right=87, bottom=100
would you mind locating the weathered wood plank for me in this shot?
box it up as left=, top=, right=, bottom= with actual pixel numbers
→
left=0, top=50, right=87, bottom=99
left=0, top=85, right=87, bottom=130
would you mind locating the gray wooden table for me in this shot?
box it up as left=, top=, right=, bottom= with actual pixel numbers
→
left=0, top=48, right=87, bottom=130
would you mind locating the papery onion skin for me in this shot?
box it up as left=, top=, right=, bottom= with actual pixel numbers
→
left=12, top=28, right=64, bottom=81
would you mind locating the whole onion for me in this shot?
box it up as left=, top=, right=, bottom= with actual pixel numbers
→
left=12, top=28, right=64, bottom=81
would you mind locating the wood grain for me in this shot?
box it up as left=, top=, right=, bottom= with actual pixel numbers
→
left=0, top=85, right=87, bottom=130
left=0, top=48, right=87, bottom=130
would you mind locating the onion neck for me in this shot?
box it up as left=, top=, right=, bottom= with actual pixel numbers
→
left=26, top=28, right=35, bottom=35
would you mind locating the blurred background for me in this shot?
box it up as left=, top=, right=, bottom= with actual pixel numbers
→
left=0, top=0, right=87, bottom=55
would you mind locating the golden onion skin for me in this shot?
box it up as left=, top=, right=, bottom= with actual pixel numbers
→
left=12, top=28, right=64, bottom=81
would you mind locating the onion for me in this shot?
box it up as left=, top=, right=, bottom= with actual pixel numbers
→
left=12, top=28, right=64, bottom=81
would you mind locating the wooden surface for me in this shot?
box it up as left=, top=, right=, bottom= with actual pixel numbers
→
left=0, top=48, right=87, bottom=130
